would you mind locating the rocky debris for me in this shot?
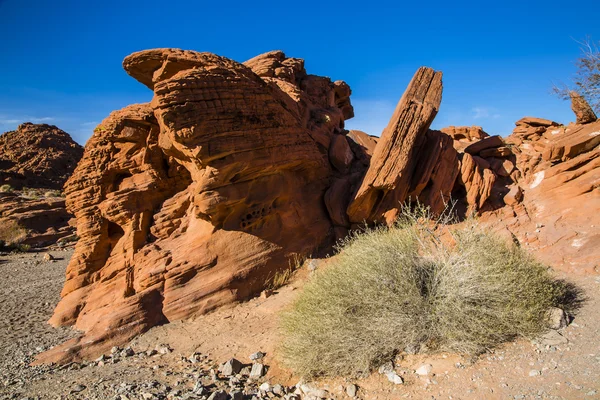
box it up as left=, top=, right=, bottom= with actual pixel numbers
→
left=0, top=123, right=83, bottom=190
left=220, top=358, right=243, bottom=377
left=570, top=91, right=597, bottom=125
left=385, top=371, right=404, bottom=384
left=464, top=135, right=505, bottom=155
left=249, top=363, right=266, bottom=379
left=415, top=364, right=433, bottom=376
left=345, top=383, right=358, bottom=397
left=249, top=351, right=265, bottom=361
left=547, top=307, right=569, bottom=330
left=441, top=125, right=488, bottom=142
left=347, top=67, right=444, bottom=224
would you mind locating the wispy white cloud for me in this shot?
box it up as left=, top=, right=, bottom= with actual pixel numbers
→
left=80, top=121, right=99, bottom=127
left=0, top=115, right=56, bottom=126
left=472, top=107, right=500, bottom=120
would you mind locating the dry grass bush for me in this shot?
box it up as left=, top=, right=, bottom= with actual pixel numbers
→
left=0, top=220, right=28, bottom=248
left=280, top=207, right=577, bottom=378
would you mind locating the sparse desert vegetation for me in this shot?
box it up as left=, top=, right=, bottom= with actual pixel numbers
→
left=0, top=220, right=28, bottom=249
left=280, top=209, right=576, bottom=378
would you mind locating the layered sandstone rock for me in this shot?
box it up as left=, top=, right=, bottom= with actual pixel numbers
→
left=0, top=123, right=83, bottom=190
left=42, top=47, right=600, bottom=365
left=37, top=49, right=364, bottom=364
left=0, top=191, right=75, bottom=248
left=346, top=67, right=445, bottom=224
left=570, top=91, right=597, bottom=125
left=480, top=116, right=600, bottom=274
left=0, top=124, right=82, bottom=248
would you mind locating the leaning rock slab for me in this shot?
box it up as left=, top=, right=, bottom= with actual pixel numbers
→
left=347, top=67, right=443, bottom=224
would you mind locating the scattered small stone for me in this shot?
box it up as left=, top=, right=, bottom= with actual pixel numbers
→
left=220, top=358, right=243, bottom=376
left=111, top=346, right=120, bottom=354
left=188, top=352, right=202, bottom=363
left=250, top=351, right=265, bottom=361
left=299, top=384, right=328, bottom=398
left=193, top=382, right=207, bottom=395
left=346, top=383, right=358, bottom=397
left=70, top=384, right=86, bottom=393
left=378, top=361, right=394, bottom=374
left=240, top=365, right=252, bottom=376
left=146, top=349, right=158, bottom=357
left=121, top=347, right=135, bottom=357
left=547, top=307, right=569, bottom=330
left=386, top=371, right=404, bottom=385
left=230, top=390, right=244, bottom=400
left=43, top=253, right=54, bottom=261
left=259, top=382, right=272, bottom=392
left=156, top=344, right=173, bottom=354
left=529, top=369, right=541, bottom=377
left=249, top=363, right=266, bottom=379
left=207, top=391, right=227, bottom=400
left=587, top=390, right=598, bottom=396
left=536, top=330, right=568, bottom=346
left=415, top=364, right=433, bottom=376
left=272, top=384, right=285, bottom=395
left=260, top=289, right=274, bottom=299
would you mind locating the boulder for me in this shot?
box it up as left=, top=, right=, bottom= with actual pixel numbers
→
left=464, top=135, right=504, bottom=155
left=515, top=117, right=559, bottom=128
left=480, top=146, right=512, bottom=158
left=329, top=134, right=354, bottom=173
left=458, top=153, right=497, bottom=212
left=570, top=91, right=597, bottom=125
left=440, top=125, right=488, bottom=141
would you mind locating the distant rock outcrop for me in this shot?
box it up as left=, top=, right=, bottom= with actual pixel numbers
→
left=0, top=123, right=82, bottom=248
left=0, top=123, right=83, bottom=190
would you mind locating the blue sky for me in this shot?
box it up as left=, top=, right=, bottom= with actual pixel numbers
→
left=0, top=0, right=598, bottom=144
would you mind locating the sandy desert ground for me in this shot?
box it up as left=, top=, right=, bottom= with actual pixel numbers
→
left=1, top=248, right=599, bottom=400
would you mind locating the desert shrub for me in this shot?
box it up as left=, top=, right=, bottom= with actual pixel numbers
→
left=266, top=254, right=305, bottom=291
left=0, top=184, right=13, bottom=193
left=44, top=190, right=63, bottom=198
left=280, top=209, right=573, bottom=378
left=0, top=220, right=28, bottom=248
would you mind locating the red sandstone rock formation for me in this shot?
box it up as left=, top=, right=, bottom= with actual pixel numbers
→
left=0, top=123, right=82, bottom=248
left=480, top=115, right=600, bottom=274
left=0, top=192, right=75, bottom=248
left=39, top=47, right=600, bottom=365
left=0, top=123, right=83, bottom=190
left=570, top=92, right=597, bottom=125
left=346, top=67, right=445, bottom=224
left=37, top=49, right=366, bottom=364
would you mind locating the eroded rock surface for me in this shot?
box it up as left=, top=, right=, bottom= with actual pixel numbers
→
left=0, top=123, right=83, bottom=190
left=38, top=49, right=364, bottom=364
left=40, top=48, right=600, bottom=365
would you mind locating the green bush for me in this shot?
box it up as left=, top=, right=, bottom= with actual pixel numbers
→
left=0, top=184, right=13, bottom=193
left=279, top=209, right=575, bottom=378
